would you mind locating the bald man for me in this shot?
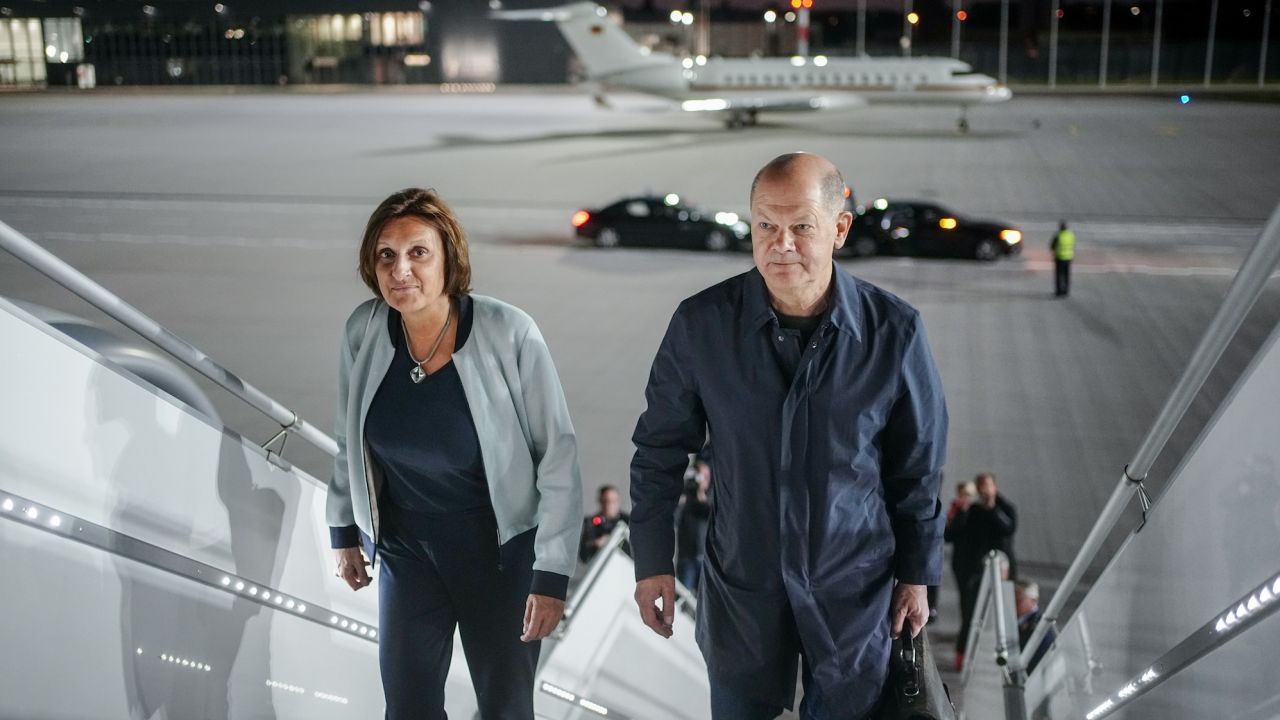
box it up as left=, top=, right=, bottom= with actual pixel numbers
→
left=630, top=153, right=948, bottom=719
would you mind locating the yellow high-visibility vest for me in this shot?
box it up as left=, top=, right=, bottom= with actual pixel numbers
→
left=1054, top=230, right=1076, bottom=261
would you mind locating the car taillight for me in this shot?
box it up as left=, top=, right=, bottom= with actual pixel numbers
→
left=572, top=210, right=590, bottom=228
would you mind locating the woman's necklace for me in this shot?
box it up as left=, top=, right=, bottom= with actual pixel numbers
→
left=402, top=306, right=452, bottom=384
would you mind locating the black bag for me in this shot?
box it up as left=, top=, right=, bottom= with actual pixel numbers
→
left=878, top=623, right=956, bottom=720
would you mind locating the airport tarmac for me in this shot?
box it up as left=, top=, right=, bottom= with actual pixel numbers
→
left=2, top=90, right=1278, bottom=654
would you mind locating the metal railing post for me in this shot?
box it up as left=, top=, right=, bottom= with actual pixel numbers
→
left=1020, top=203, right=1280, bottom=669
left=1151, top=0, right=1163, bottom=87
left=951, top=0, right=962, bottom=59
left=1261, top=0, right=1273, bottom=87
left=0, top=220, right=339, bottom=458
left=1205, top=0, right=1219, bottom=87
left=999, top=0, right=1009, bottom=85
left=1100, top=0, right=1112, bottom=88
left=1049, top=0, right=1060, bottom=87
left=857, top=0, right=867, bottom=56
left=989, top=556, right=1028, bottom=720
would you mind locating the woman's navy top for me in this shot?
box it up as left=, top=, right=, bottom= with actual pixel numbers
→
left=365, top=296, right=492, bottom=515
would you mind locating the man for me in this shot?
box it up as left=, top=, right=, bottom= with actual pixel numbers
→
left=945, top=472, right=1018, bottom=668
left=1015, top=579, right=1055, bottom=673
left=676, top=448, right=713, bottom=591
left=578, top=485, right=629, bottom=564
left=1051, top=219, right=1075, bottom=297
left=630, top=153, right=948, bottom=719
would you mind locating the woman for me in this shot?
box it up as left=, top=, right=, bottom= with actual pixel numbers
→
left=326, top=188, right=583, bottom=719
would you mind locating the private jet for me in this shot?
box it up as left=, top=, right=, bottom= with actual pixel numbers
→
left=493, top=2, right=1011, bottom=130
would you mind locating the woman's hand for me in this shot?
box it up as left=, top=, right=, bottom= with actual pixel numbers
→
left=333, top=547, right=372, bottom=591
left=521, top=593, right=565, bottom=642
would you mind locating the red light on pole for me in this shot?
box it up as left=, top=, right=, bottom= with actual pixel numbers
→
left=957, top=9, right=968, bottom=20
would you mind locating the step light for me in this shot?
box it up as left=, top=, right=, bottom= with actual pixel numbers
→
left=0, top=487, right=377, bottom=644
left=1082, top=569, right=1280, bottom=719
left=539, top=682, right=617, bottom=717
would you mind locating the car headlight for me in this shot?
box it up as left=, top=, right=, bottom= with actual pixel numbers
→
left=1001, top=229, right=1022, bottom=244
left=733, top=221, right=749, bottom=235
left=714, top=212, right=740, bottom=226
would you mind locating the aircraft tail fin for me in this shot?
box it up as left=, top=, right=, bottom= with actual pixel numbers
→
left=492, top=2, right=666, bottom=80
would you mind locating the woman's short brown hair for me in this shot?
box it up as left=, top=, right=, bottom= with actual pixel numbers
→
left=357, top=188, right=472, bottom=299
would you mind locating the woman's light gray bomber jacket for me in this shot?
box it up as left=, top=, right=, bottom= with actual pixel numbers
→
left=326, top=295, right=583, bottom=591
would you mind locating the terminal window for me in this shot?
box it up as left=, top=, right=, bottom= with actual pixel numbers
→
left=369, top=12, right=424, bottom=47
left=42, top=18, right=83, bottom=64
left=0, top=18, right=46, bottom=87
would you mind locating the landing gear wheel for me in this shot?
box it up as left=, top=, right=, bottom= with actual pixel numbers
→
left=724, top=110, right=759, bottom=130
left=975, top=239, right=998, bottom=261
left=595, top=227, right=620, bottom=248
left=705, top=229, right=729, bottom=251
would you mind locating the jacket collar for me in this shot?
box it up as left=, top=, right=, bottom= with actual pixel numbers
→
left=741, top=264, right=863, bottom=342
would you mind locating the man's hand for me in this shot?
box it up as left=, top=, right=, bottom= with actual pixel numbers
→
left=890, top=582, right=929, bottom=638
left=522, top=594, right=565, bottom=642
left=634, top=575, right=676, bottom=639
left=333, top=547, right=371, bottom=591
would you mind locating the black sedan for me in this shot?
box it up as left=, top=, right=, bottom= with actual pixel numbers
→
left=572, top=194, right=750, bottom=251
left=844, top=199, right=1023, bottom=261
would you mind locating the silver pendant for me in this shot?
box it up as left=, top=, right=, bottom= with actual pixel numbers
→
left=410, top=365, right=426, bottom=384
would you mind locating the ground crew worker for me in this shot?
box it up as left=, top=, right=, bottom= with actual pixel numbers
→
left=1051, top=220, right=1075, bottom=297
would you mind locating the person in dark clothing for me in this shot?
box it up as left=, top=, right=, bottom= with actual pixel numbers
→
left=579, top=485, right=630, bottom=564
left=676, top=450, right=713, bottom=591
left=1051, top=220, right=1075, bottom=298
left=1015, top=579, right=1055, bottom=673
left=630, top=153, right=948, bottom=720
left=944, top=472, right=1017, bottom=669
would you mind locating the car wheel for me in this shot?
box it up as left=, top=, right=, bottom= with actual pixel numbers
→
left=705, top=229, right=729, bottom=251
left=974, top=239, right=999, bottom=261
left=596, top=227, right=620, bottom=248
left=850, top=237, right=877, bottom=258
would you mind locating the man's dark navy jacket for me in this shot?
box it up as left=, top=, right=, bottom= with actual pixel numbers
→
left=630, top=265, right=948, bottom=713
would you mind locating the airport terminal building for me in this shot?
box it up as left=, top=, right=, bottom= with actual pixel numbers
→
left=2, top=0, right=1274, bottom=90
left=0, top=0, right=575, bottom=88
